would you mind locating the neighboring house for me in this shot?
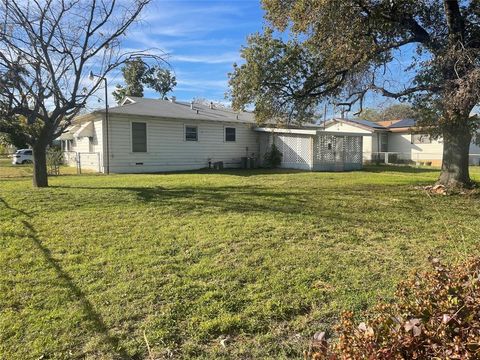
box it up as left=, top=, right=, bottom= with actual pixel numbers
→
left=58, top=97, right=365, bottom=173
left=323, top=118, right=480, bottom=166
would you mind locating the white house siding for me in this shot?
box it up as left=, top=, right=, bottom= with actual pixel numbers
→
left=387, top=133, right=444, bottom=165
left=106, top=115, right=259, bottom=173
left=323, top=122, right=374, bottom=161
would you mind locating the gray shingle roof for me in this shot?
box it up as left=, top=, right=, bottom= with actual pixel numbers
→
left=347, top=118, right=388, bottom=129
left=96, top=97, right=256, bottom=124
left=387, top=118, right=416, bottom=128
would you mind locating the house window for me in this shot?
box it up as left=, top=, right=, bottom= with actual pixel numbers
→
left=185, top=125, right=198, bottom=141
left=412, top=134, right=432, bottom=144
left=132, top=122, right=147, bottom=152
left=380, top=133, right=388, bottom=152
left=225, top=127, right=236, bottom=142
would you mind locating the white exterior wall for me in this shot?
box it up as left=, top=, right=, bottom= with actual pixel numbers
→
left=106, top=115, right=259, bottom=173
left=387, top=133, right=443, bottom=164
left=323, top=122, right=375, bottom=161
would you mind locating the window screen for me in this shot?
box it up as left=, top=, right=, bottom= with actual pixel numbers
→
left=225, top=127, right=236, bottom=142
left=185, top=126, right=198, bottom=141
left=412, top=134, right=431, bottom=144
left=132, top=122, right=147, bottom=152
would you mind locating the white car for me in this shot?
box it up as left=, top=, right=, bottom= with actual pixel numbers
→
left=12, top=149, right=33, bottom=165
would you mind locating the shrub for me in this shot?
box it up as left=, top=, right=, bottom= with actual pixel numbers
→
left=264, top=143, right=282, bottom=168
left=306, top=256, right=480, bottom=359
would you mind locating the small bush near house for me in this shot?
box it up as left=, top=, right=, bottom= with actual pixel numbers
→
left=264, top=143, right=282, bottom=168
left=306, top=256, right=480, bottom=359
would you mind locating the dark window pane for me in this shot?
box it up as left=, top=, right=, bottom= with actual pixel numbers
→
left=185, top=126, right=198, bottom=141
left=380, top=134, right=388, bottom=152
left=132, top=122, right=147, bottom=152
left=225, top=127, right=236, bottom=142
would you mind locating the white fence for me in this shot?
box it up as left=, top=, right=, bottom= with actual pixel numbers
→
left=63, top=151, right=101, bottom=173
left=365, top=152, right=480, bottom=166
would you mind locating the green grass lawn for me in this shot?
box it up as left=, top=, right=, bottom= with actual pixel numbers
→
left=1, top=165, right=480, bottom=359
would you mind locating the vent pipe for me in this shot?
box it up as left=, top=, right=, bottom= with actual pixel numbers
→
left=190, top=101, right=194, bottom=110
left=209, top=101, right=214, bottom=109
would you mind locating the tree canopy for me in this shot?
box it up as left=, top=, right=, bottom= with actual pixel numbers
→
left=358, top=104, right=416, bottom=122
left=229, top=0, right=480, bottom=187
left=113, top=60, right=176, bottom=104
left=113, top=58, right=147, bottom=103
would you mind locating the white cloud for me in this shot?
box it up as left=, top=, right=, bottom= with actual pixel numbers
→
left=172, top=52, right=240, bottom=64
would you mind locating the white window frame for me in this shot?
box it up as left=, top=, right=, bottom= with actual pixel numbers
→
left=184, top=124, right=199, bottom=142
left=130, top=121, right=148, bottom=153
left=224, top=126, right=236, bottom=142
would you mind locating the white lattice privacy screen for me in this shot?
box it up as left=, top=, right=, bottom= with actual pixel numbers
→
left=313, top=134, right=362, bottom=171
left=276, top=134, right=312, bottom=170
left=258, top=132, right=363, bottom=171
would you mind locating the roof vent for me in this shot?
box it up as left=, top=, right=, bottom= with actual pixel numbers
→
left=190, top=101, right=194, bottom=110
left=209, top=101, right=214, bottom=109
left=170, top=96, right=176, bottom=103
left=196, top=109, right=199, bottom=114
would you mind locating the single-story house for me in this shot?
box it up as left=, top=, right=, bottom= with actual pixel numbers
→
left=58, top=97, right=365, bottom=173
left=323, top=118, right=480, bottom=166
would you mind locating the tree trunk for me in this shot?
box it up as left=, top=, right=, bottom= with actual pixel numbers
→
left=437, top=125, right=472, bottom=188
left=33, top=143, right=49, bottom=188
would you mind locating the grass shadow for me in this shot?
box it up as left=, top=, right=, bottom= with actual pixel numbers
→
left=50, top=181, right=433, bottom=222
left=363, top=165, right=440, bottom=174
left=0, top=197, right=132, bottom=359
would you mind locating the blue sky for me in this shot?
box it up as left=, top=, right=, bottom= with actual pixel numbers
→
left=99, top=0, right=417, bottom=117
left=107, top=0, right=265, bottom=105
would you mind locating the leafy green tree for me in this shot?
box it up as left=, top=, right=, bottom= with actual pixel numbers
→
left=142, top=68, right=177, bottom=100
left=113, top=58, right=147, bottom=103
left=359, top=104, right=416, bottom=122
left=113, top=61, right=176, bottom=103
left=229, top=1, right=480, bottom=188
left=0, top=116, right=29, bottom=150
